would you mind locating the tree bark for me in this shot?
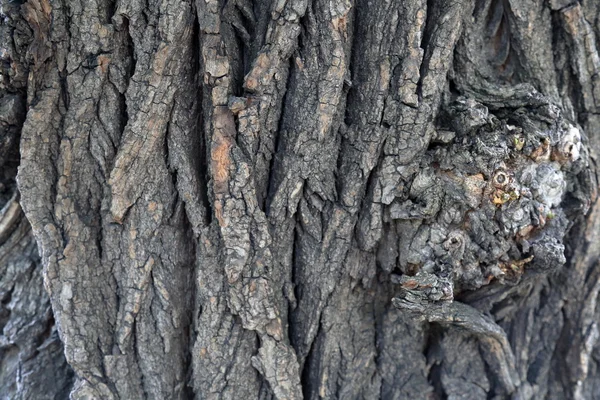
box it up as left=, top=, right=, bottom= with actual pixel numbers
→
left=2, top=0, right=600, bottom=398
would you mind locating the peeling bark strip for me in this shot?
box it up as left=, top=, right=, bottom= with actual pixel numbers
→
left=3, top=0, right=600, bottom=398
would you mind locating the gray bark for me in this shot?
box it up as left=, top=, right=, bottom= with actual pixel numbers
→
left=1, top=0, right=600, bottom=399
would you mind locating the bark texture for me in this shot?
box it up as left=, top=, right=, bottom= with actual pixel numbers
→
left=2, top=0, right=600, bottom=399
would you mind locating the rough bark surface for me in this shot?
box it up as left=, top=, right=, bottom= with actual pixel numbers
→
left=2, top=0, right=600, bottom=399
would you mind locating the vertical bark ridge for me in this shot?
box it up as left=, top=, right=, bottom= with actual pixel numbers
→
left=266, top=0, right=353, bottom=364
left=295, top=0, right=472, bottom=396
left=1, top=1, right=74, bottom=398
left=18, top=0, right=198, bottom=397
left=192, top=1, right=266, bottom=398
left=194, top=0, right=304, bottom=396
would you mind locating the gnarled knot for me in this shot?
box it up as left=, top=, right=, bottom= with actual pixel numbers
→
left=393, top=271, right=454, bottom=312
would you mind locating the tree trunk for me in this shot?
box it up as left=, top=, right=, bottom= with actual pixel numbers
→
left=2, top=0, right=600, bottom=398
